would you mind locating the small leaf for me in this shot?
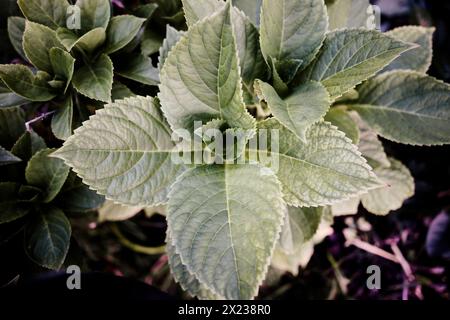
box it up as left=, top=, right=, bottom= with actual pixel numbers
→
left=298, top=29, right=413, bottom=100
left=159, top=3, right=255, bottom=134
left=52, top=96, right=185, bottom=207
left=140, top=29, right=164, bottom=56
left=77, top=0, right=111, bottom=34
left=327, top=0, right=373, bottom=30
left=253, top=119, right=381, bottom=207
left=18, top=0, right=69, bottom=29
left=23, top=21, right=65, bottom=74
left=257, top=80, right=330, bottom=142
left=351, top=71, right=450, bottom=146
left=25, top=148, right=70, bottom=203
left=0, top=182, right=31, bottom=224
left=111, top=81, right=135, bottom=101
left=104, top=15, right=146, bottom=54
left=383, top=26, right=435, bottom=74
left=49, top=47, right=75, bottom=93
left=158, top=25, right=185, bottom=70
left=116, top=55, right=159, bottom=86
left=72, top=27, right=106, bottom=52
left=56, top=28, right=79, bottom=51
left=11, top=131, right=47, bottom=163
left=0, top=146, right=21, bottom=166
left=72, top=54, right=113, bottom=103
left=51, top=96, right=73, bottom=140
left=97, top=200, right=142, bottom=222
left=324, top=108, right=360, bottom=144
left=0, top=106, right=26, bottom=149
left=168, top=164, right=286, bottom=300
left=0, top=88, right=29, bottom=108
left=260, top=0, right=328, bottom=72
left=361, top=158, right=414, bottom=216
left=7, top=17, right=27, bottom=61
left=134, top=3, right=159, bottom=19
left=25, top=206, right=71, bottom=269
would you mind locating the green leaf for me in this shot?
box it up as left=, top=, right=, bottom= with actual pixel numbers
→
left=23, top=21, right=65, bottom=73
left=56, top=28, right=79, bottom=51
left=351, top=71, right=450, bottom=146
left=51, top=96, right=73, bottom=140
left=72, top=54, right=113, bottom=103
left=49, top=47, right=75, bottom=93
left=383, top=26, right=435, bottom=74
left=168, top=164, right=286, bottom=300
left=11, top=131, right=47, bottom=163
left=18, top=0, right=69, bottom=29
left=111, top=81, right=135, bottom=101
left=254, top=119, right=381, bottom=207
left=256, top=80, right=330, bottom=142
left=327, top=0, right=373, bottom=30
left=0, top=182, right=31, bottom=224
left=260, top=0, right=328, bottom=73
left=159, top=3, right=255, bottom=134
left=25, top=206, right=71, bottom=269
left=324, top=108, right=359, bottom=144
left=0, top=107, right=26, bottom=149
left=182, top=0, right=224, bottom=27
left=134, top=3, right=159, bottom=19
left=361, top=158, right=414, bottom=216
left=141, top=28, right=164, bottom=56
left=167, top=233, right=222, bottom=300
left=77, top=0, right=111, bottom=34
left=116, top=54, right=159, bottom=86
left=158, top=25, right=185, bottom=70
left=52, top=96, right=185, bottom=207
left=103, top=15, right=146, bottom=54
left=25, top=148, right=70, bottom=203
left=0, top=88, right=29, bottom=108
left=7, top=17, right=27, bottom=61
left=298, top=29, right=413, bottom=100
left=331, top=197, right=360, bottom=216
left=72, top=27, right=106, bottom=52
left=0, top=146, right=21, bottom=166
left=97, top=200, right=142, bottom=222
left=233, top=0, right=262, bottom=26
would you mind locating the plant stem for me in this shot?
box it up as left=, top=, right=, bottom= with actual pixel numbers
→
left=110, top=223, right=166, bottom=255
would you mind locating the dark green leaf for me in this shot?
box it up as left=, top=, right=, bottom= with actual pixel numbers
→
left=0, top=106, right=26, bottom=149
left=49, top=47, right=75, bottom=93
left=0, top=182, right=31, bottom=224
left=18, top=0, right=69, bottom=29
left=77, top=0, right=111, bottom=34
left=7, top=17, right=27, bottom=61
left=104, top=15, right=146, bottom=54
left=116, top=54, right=159, bottom=86
left=51, top=96, right=73, bottom=140
left=0, top=146, right=21, bottom=166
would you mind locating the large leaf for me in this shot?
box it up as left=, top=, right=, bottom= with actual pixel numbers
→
left=0, top=182, right=31, bottom=224
left=327, top=0, right=373, bottom=30
left=361, top=158, right=414, bottom=216
left=18, top=0, right=69, bottom=29
left=254, top=119, right=381, bottom=207
left=97, top=200, right=142, bottom=222
left=182, top=0, right=224, bottom=27
left=25, top=207, right=71, bottom=269
left=0, top=146, right=21, bottom=166
left=298, top=29, right=413, bottom=100
left=52, top=96, right=184, bottom=207
left=168, top=164, right=286, bottom=299
left=77, top=0, right=111, bottom=34
left=49, top=47, right=75, bottom=93
left=25, top=148, right=70, bottom=203
left=116, top=55, right=159, bottom=86
left=72, top=54, right=113, bottom=103
left=256, top=80, right=330, bottom=142
left=0, top=107, right=26, bottom=149
left=158, top=25, right=185, bottom=70
left=233, top=0, right=262, bottom=26
left=23, top=21, right=65, bottom=74
left=324, top=108, right=359, bottom=144
left=259, top=0, right=328, bottom=73
left=103, top=15, right=146, bottom=54
left=0, top=65, right=57, bottom=102
left=159, top=3, right=255, bottom=134
left=51, top=96, right=73, bottom=140
left=351, top=71, right=450, bottom=146
left=7, top=17, right=27, bottom=61
left=383, top=26, right=434, bottom=74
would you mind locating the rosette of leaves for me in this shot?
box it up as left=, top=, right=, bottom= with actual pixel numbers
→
left=0, top=106, right=104, bottom=270
left=0, top=0, right=161, bottom=141
left=53, top=0, right=450, bottom=299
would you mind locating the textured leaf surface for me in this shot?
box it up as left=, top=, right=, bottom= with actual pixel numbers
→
left=160, top=4, right=255, bottom=134
left=384, top=26, right=434, bottom=73
left=158, top=25, right=185, bottom=70
left=351, top=71, right=450, bottom=146
left=233, top=0, right=262, bottom=26
left=116, top=55, right=159, bottom=86
left=254, top=119, right=380, bottom=207
left=168, top=164, right=286, bottom=299
left=324, top=108, right=359, bottom=144
left=104, top=15, right=146, bottom=54
left=72, top=28, right=106, bottom=52
left=97, top=200, right=142, bottom=222
left=49, top=48, right=75, bottom=93
left=327, top=0, right=373, bottom=30
left=51, top=97, right=73, bottom=140
left=25, top=207, right=71, bottom=269
left=72, top=54, right=113, bottom=102
left=260, top=0, right=327, bottom=71
left=299, top=29, right=412, bottom=100
left=18, top=0, right=69, bottom=29
left=182, top=0, right=224, bottom=27
left=77, top=0, right=111, bottom=34
left=53, top=96, right=184, bottom=207
left=361, top=158, right=414, bottom=216
left=26, top=148, right=70, bottom=203
left=331, top=197, right=360, bottom=216
left=257, top=80, right=330, bottom=142
left=7, top=17, right=27, bottom=60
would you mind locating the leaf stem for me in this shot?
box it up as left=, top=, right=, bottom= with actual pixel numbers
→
left=110, top=223, right=166, bottom=255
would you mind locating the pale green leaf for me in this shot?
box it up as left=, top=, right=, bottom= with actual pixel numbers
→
left=257, top=80, right=330, bottom=142
left=298, top=29, right=413, bottom=100
left=76, top=0, right=111, bottom=34
left=26, top=148, right=70, bottom=203
left=168, top=164, right=286, bottom=299
left=182, top=0, right=224, bottom=27
left=72, top=54, right=113, bottom=102
left=104, top=15, right=146, bottom=54
left=25, top=207, right=71, bottom=269
left=0, top=146, right=21, bottom=166
left=324, top=108, right=360, bottom=144
left=73, top=27, right=106, bottom=52
left=327, top=0, right=373, bottom=30
left=361, top=158, right=414, bottom=215
left=51, top=96, right=73, bottom=140
left=49, top=47, right=75, bottom=93
left=116, top=55, right=159, bottom=86
left=331, top=197, right=360, bottom=216
left=384, top=26, right=435, bottom=74
left=260, top=0, right=328, bottom=72
left=23, top=21, right=65, bottom=73
left=158, top=25, right=185, bottom=70
left=97, top=200, right=142, bottom=222
left=7, top=17, right=27, bottom=61
left=52, top=96, right=185, bottom=207
left=254, top=119, right=381, bottom=207
left=0, top=107, right=26, bottom=149
left=159, top=3, right=255, bottom=134
left=351, top=71, right=450, bottom=146
left=18, top=0, right=69, bottom=29
left=233, top=0, right=262, bottom=26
